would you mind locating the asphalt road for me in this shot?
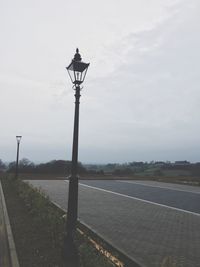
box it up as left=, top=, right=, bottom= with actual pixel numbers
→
left=28, top=179, right=200, bottom=267
left=79, top=180, right=200, bottom=214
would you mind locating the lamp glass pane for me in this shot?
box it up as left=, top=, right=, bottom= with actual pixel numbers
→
left=67, top=69, right=75, bottom=83
left=81, top=68, right=88, bottom=83
left=16, top=136, right=22, bottom=143
left=75, top=71, right=82, bottom=83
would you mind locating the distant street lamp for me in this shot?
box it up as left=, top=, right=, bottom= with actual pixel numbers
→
left=15, top=136, right=22, bottom=179
left=64, top=49, right=89, bottom=259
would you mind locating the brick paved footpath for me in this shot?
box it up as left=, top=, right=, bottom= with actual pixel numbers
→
left=0, top=181, right=20, bottom=267
left=28, top=180, right=200, bottom=267
left=0, top=181, right=12, bottom=267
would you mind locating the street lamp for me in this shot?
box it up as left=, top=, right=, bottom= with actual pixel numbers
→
left=15, top=135, right=22, bottom=179
left=64, top=48, right=89, bottom=260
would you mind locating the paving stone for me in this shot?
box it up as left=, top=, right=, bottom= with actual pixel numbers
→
left=28, top=180, right=200, bottom=267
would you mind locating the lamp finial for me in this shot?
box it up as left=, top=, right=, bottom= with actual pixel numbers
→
left=74, top=48, right=82, bottom=61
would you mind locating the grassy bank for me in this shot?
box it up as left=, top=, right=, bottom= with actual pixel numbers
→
left=16, top=172, right=200, bottom=187
left=1, top=175, right=116, bottom=267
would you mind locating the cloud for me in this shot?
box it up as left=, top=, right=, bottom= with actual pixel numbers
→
left=1, top=0, right=200, bottom=162
left=82, top=1, right=200, bottom=162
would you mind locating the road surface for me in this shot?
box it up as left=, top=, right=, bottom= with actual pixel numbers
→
left=27, top=179, right=200, bottom=267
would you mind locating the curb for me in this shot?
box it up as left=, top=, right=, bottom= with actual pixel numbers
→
left=0, top=181, right=20, bottom=267
left=78, top=220, right=145, bottom=267
left=51, top=200, right=144, bottom=267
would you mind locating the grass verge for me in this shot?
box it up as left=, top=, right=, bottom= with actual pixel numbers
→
left=1, top=175, right=116, bottom=267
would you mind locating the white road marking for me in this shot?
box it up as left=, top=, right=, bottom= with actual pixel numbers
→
left=65, top=181, right=200, bottom=217
left=117, top=180, right=200, bottom=194
left=60, top=177, right=200, bottom=194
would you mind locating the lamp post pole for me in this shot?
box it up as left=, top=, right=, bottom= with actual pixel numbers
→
left=15, top=136, right=22, bottom=179
left=64, top=85, right=80, bottom=259
left=64, top=49, right=89, bottom=260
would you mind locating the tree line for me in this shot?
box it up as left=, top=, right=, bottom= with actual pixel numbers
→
left=1, top=158, right=200, bottom=177
left=0, top=158, right=87, bottom=175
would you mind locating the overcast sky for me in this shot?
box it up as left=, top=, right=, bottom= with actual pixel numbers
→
left=1, top=0, right=200, bottom=163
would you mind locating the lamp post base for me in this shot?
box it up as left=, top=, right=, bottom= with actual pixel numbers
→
left=63, top=233, right=79, bottom=266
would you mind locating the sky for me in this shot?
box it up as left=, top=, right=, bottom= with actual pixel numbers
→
left=0, top=0, right=200, bottom=163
